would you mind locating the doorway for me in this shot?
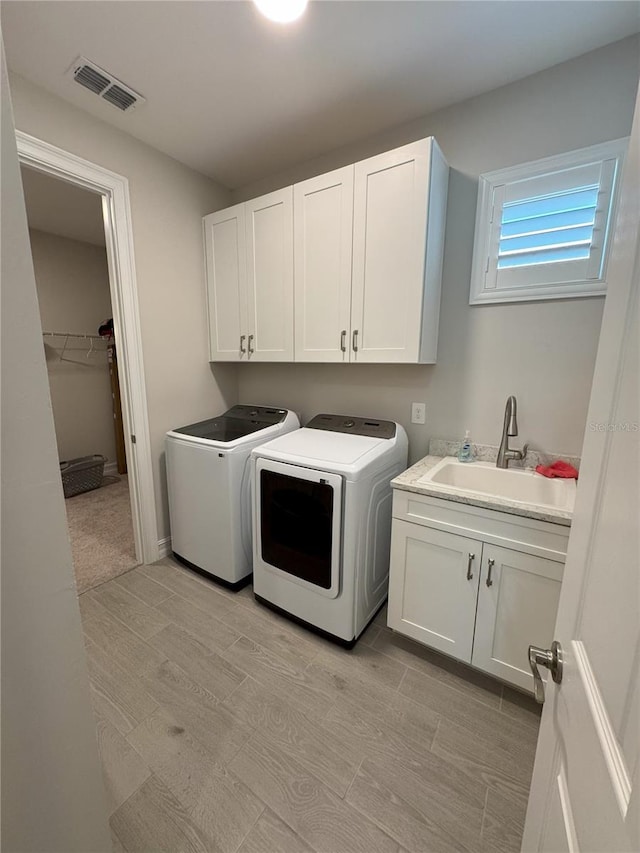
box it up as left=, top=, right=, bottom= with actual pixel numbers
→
left=17, top=131, right=159, bottom=575
left=22, top=165, right=138, bottom=592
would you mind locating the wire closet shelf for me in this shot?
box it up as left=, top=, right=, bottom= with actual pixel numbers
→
left=42, top=330, right=111, bottom=364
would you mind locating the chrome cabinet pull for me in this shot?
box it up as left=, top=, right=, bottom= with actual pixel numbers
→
left=239, top=334, right=246, bottom=355
left=466, top=553, right=475, bottom=581
left=352, top=330, right=359, bottom=352
left=528, top=641, right=563, bottom=704
left=486, top=558, right=495, bottom=587
left=248, top=334, right=254, bottom=355
left=340, top=330, right=347, bottom=353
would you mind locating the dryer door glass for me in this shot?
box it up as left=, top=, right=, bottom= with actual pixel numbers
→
left=260, top=469, right=335, bottom=588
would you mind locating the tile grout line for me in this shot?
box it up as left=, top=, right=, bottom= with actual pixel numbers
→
left=342, top=754, right=366, bottom=802
left=370, top=631, right=504, bottom=710
left=229, top=801, right=267, bottom=853
left=114, top=584, right=173, bottom=610
left=220, top=670, right=251, bottom=708
left=109, top=771, right=156, bottom=825
left=479, top=785, right=490, bottom=842
left=86, top=589, right=171, bottom=645
left=394, top=664, right=409, bottom=694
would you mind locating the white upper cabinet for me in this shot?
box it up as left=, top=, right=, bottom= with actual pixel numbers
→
left=205, top=189, right=294, bottom=362
left=204, top=137, right=448, bottom=363
left=203, top=204, right=247, bottom=361
left=351, top=139, right=449, bottom=363
left=245, top=187, right=294, bottom=362
left=294, top=167, right=354, bottom=362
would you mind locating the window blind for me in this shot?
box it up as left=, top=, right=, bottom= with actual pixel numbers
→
left=497, top=185, right=599, bottom=270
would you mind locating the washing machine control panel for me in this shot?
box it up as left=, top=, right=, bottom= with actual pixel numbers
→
left=306, top=413, right=396, bottom=439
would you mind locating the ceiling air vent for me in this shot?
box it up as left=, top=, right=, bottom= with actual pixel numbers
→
left=67, top=57, right=145, bottom=112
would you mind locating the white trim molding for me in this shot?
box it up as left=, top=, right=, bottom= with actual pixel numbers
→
left=17, top=131, right=159, bottom=565
left=157, top=537, right=172, bottom=559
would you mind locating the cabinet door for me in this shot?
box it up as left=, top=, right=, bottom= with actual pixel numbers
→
left=245, top=187, right=294, bottom=361
left=351, top=140, right=431, bottom=363
left=203, top=205, right=247, bottom=361
left=294, top=167, right=354, bottom=362
left=472, top=545, right=563, bottom=692
left=388, top=520, right=482, bottom=663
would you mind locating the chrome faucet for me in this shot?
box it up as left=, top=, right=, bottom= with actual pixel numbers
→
left=497, top=396, right=528, bottom=469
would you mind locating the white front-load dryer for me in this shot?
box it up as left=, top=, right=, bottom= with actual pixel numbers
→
left=166, top=405, right=299, bottom=589
left=251, top=414, right=408, bottom=644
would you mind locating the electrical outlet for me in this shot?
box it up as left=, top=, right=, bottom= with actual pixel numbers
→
left=411, top=402, right=426, bottom=425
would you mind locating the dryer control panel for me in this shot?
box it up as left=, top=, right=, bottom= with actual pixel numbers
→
left=306, top=413, right=396, bottom=439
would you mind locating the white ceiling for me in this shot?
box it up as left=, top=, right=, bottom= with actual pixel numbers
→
left=3, top=1, right=639, bottom=188
left=21, top=166, right=106, bottom=246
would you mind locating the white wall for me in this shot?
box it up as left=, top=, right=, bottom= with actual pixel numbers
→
left=8, top=72, right=237, bottom=539
left=233, top=36, right=639, bottom=462
left=1, top=43, right=111, bottom=852
left=30, top=227, right=118, bottom=464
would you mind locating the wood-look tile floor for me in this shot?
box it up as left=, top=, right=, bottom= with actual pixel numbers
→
left=79, top=557, right=541, bottom=853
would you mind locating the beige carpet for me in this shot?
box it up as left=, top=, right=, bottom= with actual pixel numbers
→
left=65, top=474, right=138, bottom=594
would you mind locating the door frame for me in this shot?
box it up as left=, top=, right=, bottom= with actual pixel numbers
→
left=17, top=130, right=159, bottom=565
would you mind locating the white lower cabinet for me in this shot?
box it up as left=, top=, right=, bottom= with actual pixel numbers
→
left=388, top=521, right=482, bottom=662
left=388, top=490, right=567, bottom=693
left=471, top=545, right=563, bottom=692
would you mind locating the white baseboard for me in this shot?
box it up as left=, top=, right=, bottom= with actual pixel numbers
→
left=157, top=536, right=172, bottom=559
left=104, top=461, right=119, bottom=476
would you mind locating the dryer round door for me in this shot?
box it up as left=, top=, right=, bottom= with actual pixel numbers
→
left=255, top=458, right=342, bottom=599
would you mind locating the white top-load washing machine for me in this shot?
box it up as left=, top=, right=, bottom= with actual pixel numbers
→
left=166, top=405, right=299, bottom=589
left=251, top=413, right=408, bottom=645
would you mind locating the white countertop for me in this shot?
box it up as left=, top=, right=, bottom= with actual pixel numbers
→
left=391, top=454, right=573, bottom=527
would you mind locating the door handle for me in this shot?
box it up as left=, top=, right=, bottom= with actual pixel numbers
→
left=340, top=330, right=347, bottom=353
left=486, top=558, right=495, bottom=587
left=248, top=334, right=254, bottom=355
left=529, top=641, right=563, bottom=704
left=466, top=553, right=475, bottom=581
left=240, top=334, right=246, bottom=355
left=352, top=330, right=359, bottom=352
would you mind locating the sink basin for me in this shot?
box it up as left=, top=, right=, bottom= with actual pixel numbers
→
left=417, top=457, right=576, bottom=513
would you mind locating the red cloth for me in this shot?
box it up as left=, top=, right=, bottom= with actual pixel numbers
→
left=535, top=460, right=578, bottom=479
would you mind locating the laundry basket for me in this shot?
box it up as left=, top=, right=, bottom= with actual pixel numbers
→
left=60, top=455, right=106, bottom=498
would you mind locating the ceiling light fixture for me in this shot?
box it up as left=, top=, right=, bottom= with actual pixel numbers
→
left=253, top=0, right=308, bottom=24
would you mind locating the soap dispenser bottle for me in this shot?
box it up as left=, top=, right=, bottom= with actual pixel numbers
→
left=458, top=430, right=475, bottom=463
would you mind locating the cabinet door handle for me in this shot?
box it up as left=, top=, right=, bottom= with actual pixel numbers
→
left=240, top=334, right=246, bottom=355
left=486, top=558, right=495, bottom=587
left=340, top=330, right=347, bottom=353
left=466, top=553, right=475, bottom=581
left=248, top=334, right=254, bottom=355
left=352, top=329, right=359, bottom=352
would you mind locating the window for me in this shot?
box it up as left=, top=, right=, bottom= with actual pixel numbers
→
left=469, top=139, right=627, bottom=305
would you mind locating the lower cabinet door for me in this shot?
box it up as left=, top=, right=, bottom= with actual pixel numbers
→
left=388, top=520, right=482, bottom=663
left=472, top=545, right=563, bottom=692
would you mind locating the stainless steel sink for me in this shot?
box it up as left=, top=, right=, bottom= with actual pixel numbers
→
left=417, top=457, right=576, bottom=513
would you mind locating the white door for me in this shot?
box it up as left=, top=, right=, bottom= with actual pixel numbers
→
left=203, top=204, right=247, bottom=361
left=254, top=459, right=343, bottom=599
left=294, top=166, right=354, bottom=362
left=387, top=521, right=481, bottom=662
left=351, top=140, right=430, bottom=363
left=245, top=187, right=294, bottom=361
left=522, top=88, right=639, bottom=853
left=472, top=545, right=563, bottom=692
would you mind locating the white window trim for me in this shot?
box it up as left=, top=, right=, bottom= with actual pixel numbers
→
left=469, top=138, right=628, bottom=305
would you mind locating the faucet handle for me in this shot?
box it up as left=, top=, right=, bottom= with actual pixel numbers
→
left=520, top=443, right=529, bottom=462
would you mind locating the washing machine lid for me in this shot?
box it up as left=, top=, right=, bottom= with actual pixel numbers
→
left=253, top=425, right=391, bottom=470
left=170, top=405, right=288, bottom=443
